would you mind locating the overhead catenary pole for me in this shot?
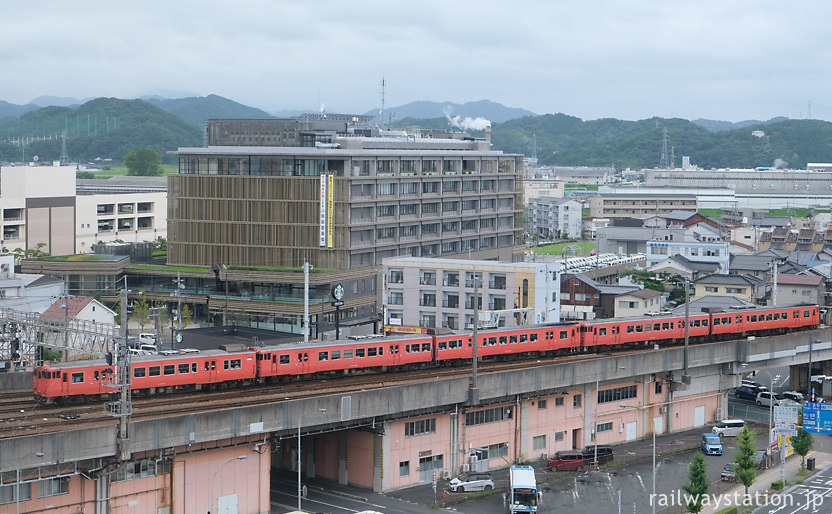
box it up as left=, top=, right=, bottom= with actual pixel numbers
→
left=471, top=266, right=479, bottom=404
left=304, top=260, right=310, bottom=344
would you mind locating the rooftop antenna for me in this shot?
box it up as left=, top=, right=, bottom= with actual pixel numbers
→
left=379, top=76, right=386, bottom=128
left=807, top=100, right=812, bottom=120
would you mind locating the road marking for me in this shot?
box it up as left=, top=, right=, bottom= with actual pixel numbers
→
left=635, top=472, right=645, bottom=490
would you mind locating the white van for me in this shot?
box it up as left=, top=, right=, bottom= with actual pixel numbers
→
left=712, top=419, right=745, bottom=437
left=138, top=333, right=157, bottom=345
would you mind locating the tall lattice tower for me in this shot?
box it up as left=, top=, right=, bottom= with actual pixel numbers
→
left=59, top=131, right=69, bottom=165
left=659, top=127, right=669, bottom=168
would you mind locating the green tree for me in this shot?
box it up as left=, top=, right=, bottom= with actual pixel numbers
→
left=152, top=236, right=167, bottom=254
left=124, top=148, right=162, bottom=176
left=132, top=296, right=150, bottom=330
left=735, top=427, right=758, bottom=496
left=792, top=408, right=814, bottom=470
left=682, top=453, right=708, bottom=513
left=180, top=304, right=193, bottom=328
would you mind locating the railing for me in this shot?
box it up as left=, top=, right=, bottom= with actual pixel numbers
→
left=726, top=402, right=771, bottom=423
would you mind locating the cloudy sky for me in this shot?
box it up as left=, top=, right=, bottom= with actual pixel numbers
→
left=3, top=1, right=830, bottom=122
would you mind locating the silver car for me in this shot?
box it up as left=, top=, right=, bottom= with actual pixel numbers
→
left=449, top=473, right=494, bottom=492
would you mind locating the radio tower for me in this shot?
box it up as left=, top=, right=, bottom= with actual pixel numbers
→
left=59, top=131, right=69, bottom=165
left=379, top=76, right=386, bottom=128
left=659, top=127, right=670, bottom=168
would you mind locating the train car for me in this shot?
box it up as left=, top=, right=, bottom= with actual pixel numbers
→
left=738, top=304, right=819, bottom=336
left=253, top=333, right=434, bottom=379
left=434, top=322, right=581, bottom=364
left=580, top=312, right=710, bottom=348
left=34, top=348, right=257, bottom=401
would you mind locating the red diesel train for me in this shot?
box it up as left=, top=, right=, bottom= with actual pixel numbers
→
left=33, top=304, right=820, bottom=402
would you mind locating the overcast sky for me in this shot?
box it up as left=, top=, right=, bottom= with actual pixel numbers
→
left=3, top=1, right=830, bottom=122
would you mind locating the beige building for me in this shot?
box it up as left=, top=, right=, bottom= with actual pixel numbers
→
left=0, top=163, right=168, bottom=256
left=589, top=192, right=697, bottom=219
left=614, top=288, right=663, bottom=317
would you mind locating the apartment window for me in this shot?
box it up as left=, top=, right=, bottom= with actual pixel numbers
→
left=388, top=290, right=403, bottom=305
left=462, top=179, right=478, bottom=191
left=442, top=221, right=459, bottom=233
left=465, top=406, right=512, bottom=426
left=401, top=225, right=417, bottom=237
left=726, top=287, right=747, bottom=294
left=442, top=201, right=459, bottom=213
left=389, top=269, right=403, bottom=283
left=399, top=461, right=410, bottom=476
left=0, top=483, right=30, bottom=504
left=422, top=223, right=438, bottom=236
left=444, top=272, right=459, bottom=286
left=555, top=431, right=564, bottom=442
left=618, top=301, right=637, bottom=308
left=533, top=435, right=546, bottom=451
left=443, top=181, right=459, bottom=193
left=377, top=227, right=396, bottom=240
left=377, top=205, right=396, bottom=217
left=422, top=202, right=439, bottom=214
left=400, top=204, right=418, bottom=216
left=422, top=181, right=439, bottom=194
left=420, top=291, right=436, bottom=307
left=37, top=477, right=69, bottom=498
left=420, top=270, right=436, bottom=285
left=401, top=182, right=418, bottom=194
left=555, top=396, right=564, bottom=407
left=597, top=422, right=613, bottom=433
left=655, top=381, right=663, bottom=394
left=378, top=182, right=396, bottom=195
left=112, top=458, right=167, bottom=482
left=573, top=394, right=582, bottom=408
left=705, top=286, right=718, bottom=293
left=537, top=399, right=547, bottom=409
left=405, top=418, right=436, bottom=437
left=419, top=312, right=435, bottom=328
left=598, top=385, right=638, bottom=404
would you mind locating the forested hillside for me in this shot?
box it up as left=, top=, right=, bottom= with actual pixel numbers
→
left=0, top=98, right=202, bottom=164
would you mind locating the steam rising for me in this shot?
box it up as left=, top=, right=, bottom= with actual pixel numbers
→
left=442, top=106, right=491, bottom=131
left=773, top=158, right=788, bottom=169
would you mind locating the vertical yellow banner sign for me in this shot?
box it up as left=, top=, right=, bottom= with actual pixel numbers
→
left=327, top=174, right=334, bottom=248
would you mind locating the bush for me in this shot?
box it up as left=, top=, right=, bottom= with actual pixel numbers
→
left=771, top=480, right=787, bottom=490
left=715, top=507, right=737, bottom=514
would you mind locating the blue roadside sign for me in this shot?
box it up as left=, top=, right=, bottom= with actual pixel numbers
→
left=802, top=402, right=832, bottom=434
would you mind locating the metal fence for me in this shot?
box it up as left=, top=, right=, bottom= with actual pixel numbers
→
left=727, top=402, right=772, bottom=424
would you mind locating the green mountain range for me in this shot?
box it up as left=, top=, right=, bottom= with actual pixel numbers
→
left=0, top=94, right=829, bottom=170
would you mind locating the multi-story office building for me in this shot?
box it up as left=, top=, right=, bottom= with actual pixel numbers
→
left=170, top=116, right=525, bottom=335
left=589, top=192, right=698, bottom=219
left=381, top=257, right=562, bottom=330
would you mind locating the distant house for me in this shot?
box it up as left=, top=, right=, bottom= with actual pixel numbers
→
left=41, top=296, right=117, bottom=354
left=648, top=254, right=719, bottom=281
left=614, top=288, right=663, bottom=318
left=772, top=273, right=824, bottom=306
left=693, top=274, right=766, bottom=303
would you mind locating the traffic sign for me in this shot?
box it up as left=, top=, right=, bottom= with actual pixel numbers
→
left=774, top=405, right=799, bottom=424
left=775, top=423, right=798, bottom=436
left=803, top=402, right=832, bottom=434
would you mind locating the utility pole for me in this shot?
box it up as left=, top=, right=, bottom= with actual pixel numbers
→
left=108, top=278, right=132, bottom=461
left=304, top=260, right=310, bottom=344
left=471, top=266, right=479, bottom=404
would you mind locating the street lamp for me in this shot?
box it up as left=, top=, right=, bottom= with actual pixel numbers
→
left=620, top=403, right=655, bottom=514
left=753, top=368, right=777, bottom=467
left=16, top=452, right=44, bottom=514
left=210, top=455, right=246, bottom=514
left=298, top=408, right=327, bottom=512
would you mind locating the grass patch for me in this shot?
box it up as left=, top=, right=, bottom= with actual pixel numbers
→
left=565, top=184, right=600, bottom=191
left=42, top=254, right=109, bottom=262
left=797, top=468, right=813, bottom=477
left=226, top=265, right=334, bottom=273
left=699, top=208, right=723, bottom=220
left=130, top=264, right=212, bottom=273
left=715, top=507, right=738, bottom=514
left=82, top=165, right=178, bottom=179
left=533, top=241, right=597, bottom=256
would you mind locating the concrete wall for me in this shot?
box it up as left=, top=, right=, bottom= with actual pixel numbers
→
left=0, top=370, right=33, bottom=391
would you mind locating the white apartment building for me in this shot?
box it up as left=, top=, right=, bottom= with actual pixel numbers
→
left=528, top=197, right=583, bottom=239
left=382, top=257, right=563, bottom=330
left=0, top=163, right=167, bottom=255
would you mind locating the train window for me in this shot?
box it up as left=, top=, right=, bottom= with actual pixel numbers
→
left=256, top=354, right=262, bottom=361
left=393, top=345, right=400, bottom=354
left=224, top=360, right=229, bottom=370
left=407, top=344, right=415, bottom=353
left=613, top=326, right=620, bottom=334
left=192, top=363, right=197, bottom=373
left=804, top=310, right=811, bottom=317
left=204, top=362, right=210, bottom=371
left=488, top=337, right=497, bottom=346
left=644, top=324, right=652, bottom=332
left=422, top=343, right=431, bottom=352
left=530, top=333, right=537, bottom=342
left=751, top=315, right=758, bottom=322
left=94, top=370, right=100, bottom=380
left=272, top=355, right=276, bottom=363
left=280, top=355, right=290, bottom=364
left=520, top=334, right=527, bottom=343
left=368, top=347, right=377, bottom=357
left=766, top=314, right=772, bottom=321
left=62, top=373, right=67, bottom=382
left=331, top=351, right=341, bottom=360
left=692, top=320, right=700, bottom=328
left=793, top=311, right=798, bottom=318
left=132, top=367, right=145, bottom=378
left=343, top=349, right=353, bottom=359
left=599, top=328, right=607, bottom=336
left=212, top=361, right=217, bottom=370
left=318, top=351, right=329, bottom=361
left=379, top=347, right=384, bottom=355
left=71, top=372, right=84, bottom=383
left=559, top=330, right=567, bottom=339
left=499, top=336, right=507, bottom=345
left=439, top=341, right=447, bottom=350
left=178, top=363, right=189, bottom=374
left=774, top=313, right=780, bottom=320
left=356, top=348, right=365, bottom=357
left=627, top=326, right=634, bottom=334
left=510, top=335, right=517, bottom=344
left=703, top=319, right=708, bottom=326
left=164, top=365, right=175, bottom=375
left=448, top=340, right=457, bottom=349
left=149, top=366, right=160, bottom=377
left=661, top=323, right=670, bottom=331
left=230, top=359, right=241, bottom=369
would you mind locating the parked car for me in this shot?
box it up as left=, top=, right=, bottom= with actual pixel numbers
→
left=582, top=445, right=614, bottom=465
left=713, top=419, right=746, bottom=437
left=448, top=473, right=494, bottom=492
left=756, top=392, right=787, bottom=407
left=701, top=434, right=723, bottom=455
left=547, top=451, right=586, bottom=471
left=782, top=391, right=805, bottom=404
left=742, top=379, right=768, bottom=391
left=734, top=386, right=760, bottom=401
left=721, top=463, right=736, bottom=481
left=753, top=450, right=768, bottom=469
